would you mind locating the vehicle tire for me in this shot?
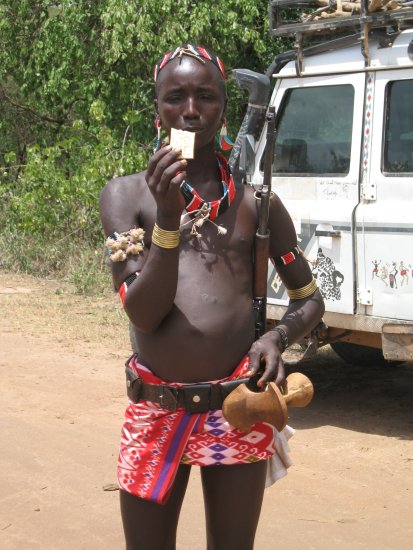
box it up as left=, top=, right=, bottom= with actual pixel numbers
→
left=330, top=341, right=390, bottom=367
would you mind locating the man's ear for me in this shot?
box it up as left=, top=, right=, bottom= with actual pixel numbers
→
left=154, top=99, right=162, bottom=130
left=220, top=98, right=228, bottom=125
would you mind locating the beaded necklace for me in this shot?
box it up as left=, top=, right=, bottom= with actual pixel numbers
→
left=180, top=152, right=236, bottom=221
left=179, top=152, right=236, bottom=239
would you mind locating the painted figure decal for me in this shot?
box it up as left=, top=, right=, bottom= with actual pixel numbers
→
left=372, top=260, right=381, bottom=279
left=370, top=259, right=411, bottom=290
left=400, top=261, right=409, bottom=286
left=311, top=247, right=344, bottom=301
left=379, top=264, right=388, bottom=286
left=389, top=262, right=398, bottom=289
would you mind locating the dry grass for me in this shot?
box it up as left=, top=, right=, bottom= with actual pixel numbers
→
left=0, top=270, right=130, bottom=351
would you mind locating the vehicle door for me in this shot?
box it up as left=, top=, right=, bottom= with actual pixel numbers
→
left=356, top=71, right=413, bottom=321
left=255, top=72, right=365, bottom=314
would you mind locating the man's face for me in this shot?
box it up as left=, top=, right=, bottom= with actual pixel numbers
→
left=155, top=56, right=226, bottom=152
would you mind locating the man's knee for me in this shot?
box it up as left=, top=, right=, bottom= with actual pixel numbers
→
left=202, top=461, right=267, bottom=550
left=120, top=465, right=191, bottom=549
left=120, top=490, right=177, bottom=549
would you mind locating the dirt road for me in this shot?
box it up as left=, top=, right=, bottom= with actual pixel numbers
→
left=1, top=272, right=412, bottom=549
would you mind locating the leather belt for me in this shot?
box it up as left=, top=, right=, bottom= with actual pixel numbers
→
left=125, top=365, right=259, bottom=414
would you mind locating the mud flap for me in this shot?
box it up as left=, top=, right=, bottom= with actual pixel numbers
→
left=382, top=324, right=413, bottom=362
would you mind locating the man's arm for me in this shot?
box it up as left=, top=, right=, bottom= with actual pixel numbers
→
left=99, top=146, right=188, bottom=333
left=248, top=194, right=325, bottom=387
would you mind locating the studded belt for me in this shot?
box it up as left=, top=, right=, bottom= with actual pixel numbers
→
left=125, top=365, right=259, bottom=414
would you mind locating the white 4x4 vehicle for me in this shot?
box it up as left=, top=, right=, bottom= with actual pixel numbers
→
left=231, top=1, right=413, bottom=365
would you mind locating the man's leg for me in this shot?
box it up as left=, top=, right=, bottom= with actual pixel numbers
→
left=120, top=463, right=191, bottom=550
left=201, top=460, right=267, bottom=550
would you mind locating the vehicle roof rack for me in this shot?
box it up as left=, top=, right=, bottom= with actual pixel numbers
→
left=269, top=0, right=413, bottom=72
left=270, top=0, right=413, bottom=37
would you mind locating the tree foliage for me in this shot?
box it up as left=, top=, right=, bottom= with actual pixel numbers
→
left=0, top=0, right=285, bottom=255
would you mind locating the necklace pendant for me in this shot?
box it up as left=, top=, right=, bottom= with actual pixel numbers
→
left=199, top=203, right=211, bottom=217
left=179, top=152, right=235, bottom=240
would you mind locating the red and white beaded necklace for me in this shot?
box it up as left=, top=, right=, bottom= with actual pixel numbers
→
left=180, top=152, right=236, bottom=238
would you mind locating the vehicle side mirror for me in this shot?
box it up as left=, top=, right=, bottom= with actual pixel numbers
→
left=239, top=134, right=256, bottom=181
left=229, top=68, right=270, bottom=181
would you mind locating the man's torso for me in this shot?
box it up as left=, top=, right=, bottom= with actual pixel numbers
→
left=122, top=172, right=259, bottom=382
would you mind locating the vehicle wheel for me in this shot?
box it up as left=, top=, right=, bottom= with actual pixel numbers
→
left=129, top=322, right=138, bottom=354
left=330, top=342, right=390, bottom=367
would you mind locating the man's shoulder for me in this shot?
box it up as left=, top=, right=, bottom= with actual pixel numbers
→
left=237, top=181, right=257, bottom=209
left=99, top=170, right=150, bottom=229
left=101, top=170, right=147, bottom=199
left=100, top=171, right=148, bottom=212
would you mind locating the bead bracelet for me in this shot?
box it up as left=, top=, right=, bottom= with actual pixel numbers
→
left=271, top=326, right=289, bottom=353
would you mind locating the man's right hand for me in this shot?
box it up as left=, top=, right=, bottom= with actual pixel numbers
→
left=145, top=146, right=187, bottom=221
left=247, top=331, right=286, bottom=389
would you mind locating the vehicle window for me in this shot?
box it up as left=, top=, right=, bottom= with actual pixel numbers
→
left=262, top=85, right=354, bottom=176
left=383, top=79, right=413, bottom=174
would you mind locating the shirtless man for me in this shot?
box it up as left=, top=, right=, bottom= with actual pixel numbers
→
left=100, top=45, right=324, bottom=550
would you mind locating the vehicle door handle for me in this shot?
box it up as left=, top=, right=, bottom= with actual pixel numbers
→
left=315, top=229, right=341, bottom=238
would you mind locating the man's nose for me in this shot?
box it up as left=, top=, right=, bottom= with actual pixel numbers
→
left=183, top=97, right=200, bottom=118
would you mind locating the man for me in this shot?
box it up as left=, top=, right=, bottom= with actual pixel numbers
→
left=100, top=44, right=324, bottom=550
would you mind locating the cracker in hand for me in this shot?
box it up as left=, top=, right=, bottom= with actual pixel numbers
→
left=170, top=128, right=195, bottom=159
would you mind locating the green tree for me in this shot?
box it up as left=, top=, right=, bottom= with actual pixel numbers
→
left=0, top=0, right=286, bottom=280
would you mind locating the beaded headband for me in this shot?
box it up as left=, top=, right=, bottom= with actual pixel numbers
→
left=154, top=44, right=226, bottom=83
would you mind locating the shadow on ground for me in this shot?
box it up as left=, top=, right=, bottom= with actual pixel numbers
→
left=286, top=347, right=413, bottom=440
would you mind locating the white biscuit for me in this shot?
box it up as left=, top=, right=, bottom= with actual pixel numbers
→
left=170, top=128, right=195, bottom=159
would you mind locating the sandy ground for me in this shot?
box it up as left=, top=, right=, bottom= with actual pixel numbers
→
left=1, top=271, right=412, bottom=550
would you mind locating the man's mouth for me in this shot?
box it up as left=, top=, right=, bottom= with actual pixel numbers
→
left=182, top=127, right=203, bottom=132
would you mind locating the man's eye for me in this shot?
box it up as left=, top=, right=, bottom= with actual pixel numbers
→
left=199, top=94, right=216, bottom=101
left=166, top=95, right=182, bottom=102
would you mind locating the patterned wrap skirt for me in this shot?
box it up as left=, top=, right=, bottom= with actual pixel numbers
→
left=118, top=354, right=293, bottom=504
